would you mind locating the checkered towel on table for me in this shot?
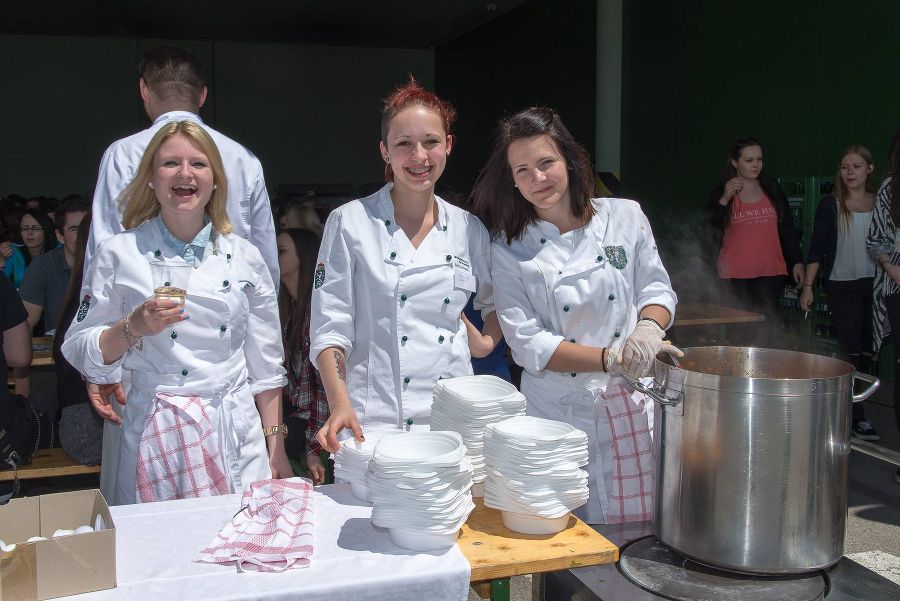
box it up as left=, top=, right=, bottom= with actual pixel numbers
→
left=196, top=478, right=315, bottom=572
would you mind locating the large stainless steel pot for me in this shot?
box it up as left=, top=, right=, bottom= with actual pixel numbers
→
left=626, top=346, right=879, bottom=575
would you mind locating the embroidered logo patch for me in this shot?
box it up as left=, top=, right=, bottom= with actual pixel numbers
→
left=76, top=294, right=91, bottom=322
left=604, top=246, right=628, bottom=270
left=314, top=262, right=326, bottom=289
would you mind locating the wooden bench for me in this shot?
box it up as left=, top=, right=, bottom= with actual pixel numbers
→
left=0, top=448, right=100, bottom=482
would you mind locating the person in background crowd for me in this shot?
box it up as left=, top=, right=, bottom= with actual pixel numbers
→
left=0, top=220, right=27, bottom=289
left=865, top=126, right=900, bottom=485
left=63, top=121, right=290, bottom=505
left=54, top=212, right=103, bottom=465
left=312, top=78, right=497, bottom=452
left=19, top=209, right=56, bottom=267
left=801, top=145, right=879, bottom=441
left=708, top=138, right=804, bottom=347
left=88, top=45, right=278, bottom=286
left=279, top=196, right=324, bottom=237
left=472, top=107, right=680, bottom=524
left=277, top=228, right=328, bottom=483
left=1, top=272, right=32, bottom=417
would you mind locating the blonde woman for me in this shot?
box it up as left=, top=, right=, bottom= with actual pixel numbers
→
left=63, top=121, right=291, bottom=505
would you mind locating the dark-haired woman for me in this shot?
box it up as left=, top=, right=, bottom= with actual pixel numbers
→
left=278, top=228, right=328, bottom=483
left=312, top=79, right=494, bottom=453
left=801, top=146, right=878, bottom=441
left=472, top=107, right=679, bottom=524
left=708, top=139, right=804, bottom=347
left=865, top=127, right=900, bottom=485
left=19, top=209, right=56, bottom=265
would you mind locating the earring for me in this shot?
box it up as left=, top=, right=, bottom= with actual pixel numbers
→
left=148, top=182, right=154, bottom=189
left=385, top=157, right=391, bottom=164
left=213, top=184, right=218, bottom=190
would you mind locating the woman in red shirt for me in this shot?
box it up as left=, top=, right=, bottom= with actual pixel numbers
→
left=708, top=138, right=804, bottom=347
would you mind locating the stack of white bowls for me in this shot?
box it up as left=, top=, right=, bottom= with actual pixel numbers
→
left=430, top=375, right=527, bottom=495
left=333, top=429, right=402, bottom=501
left=483, top=415, right=589, bottom=535
left=367, top=431, right=475, bottom=551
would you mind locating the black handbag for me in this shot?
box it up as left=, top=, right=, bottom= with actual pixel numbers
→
left=0, top=394, right=55, bottom=504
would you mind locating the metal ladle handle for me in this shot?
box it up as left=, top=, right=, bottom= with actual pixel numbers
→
left=851, top=372, right=880, bottom=403
left=621, top=374, right=683, bottom=406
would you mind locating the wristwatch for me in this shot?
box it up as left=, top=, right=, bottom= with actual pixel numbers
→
left=262, top=423, right=289, bottom=438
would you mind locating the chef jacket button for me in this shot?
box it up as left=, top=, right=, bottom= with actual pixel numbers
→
left=400, top=294, right=408, bottom=302
left=220, top=325, right=227, bottom=332
left=164, top=280, right=170, bottom=286
left=540, top=238, right=546, bottom=244
left=445, top=255, right=452, bottom=262
left=571, top=372, right=577, bottom=377
left=222, top=280, right=229, bottom=287
left=384, top=219, right=392, bottom=226
left=596, top=255, right=603, bottom=262
left=154, top=249, right=161, bottom=257
left=181, top=369, right=188, bottom=376
left=403, top=376, right=411, bottom=384
left=390, top=251, right=397, bottom=260
left=608, top=293, right=615, bottom=300
left=438, top=335, right=445, bottom=343
left=443, top=297, right=450, bottom=304
left=569, top=338, right=576, bottom=343
left=614, top=330, right=621, bottom=338
left=401, top=335, right=408, bottom=342
left=442, top=225, right=447, bottom=231
left=563, top=305, right=570, bottom=312
left=558, top=270, right=562, bottom=275
left=170, top=331, right=177, bottom=339
left=226, top=253, right=231, bottom=260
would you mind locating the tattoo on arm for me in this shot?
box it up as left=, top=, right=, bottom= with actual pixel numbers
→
left=333, top=350, right=346, bottom=382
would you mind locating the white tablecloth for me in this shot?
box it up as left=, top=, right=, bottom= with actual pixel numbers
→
left=67, top=484, right=471, bottom=601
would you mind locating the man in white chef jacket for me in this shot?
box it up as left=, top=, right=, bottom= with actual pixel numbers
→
left=85, top=46, right=278, bottom=504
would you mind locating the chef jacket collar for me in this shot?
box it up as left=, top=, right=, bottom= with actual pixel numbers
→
left=376, top=183, right=450, bottom=233
left=152, top=110, right=203, bottom=127
left=156, top=216, right=214, bottom=266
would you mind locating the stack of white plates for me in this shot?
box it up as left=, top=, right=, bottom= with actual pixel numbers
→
left=367, top=431, right=475, bottom=551
left=430, top=375, right=527, bottom=494
left=483, top=416, right=589, bottom=535
left=333, top=429, right=402, bottom=501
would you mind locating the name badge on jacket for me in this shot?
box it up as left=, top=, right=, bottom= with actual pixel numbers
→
left=453, top=256, right=477, bottom=292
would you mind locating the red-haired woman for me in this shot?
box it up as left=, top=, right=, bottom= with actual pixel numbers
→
left=311, top=79, right=496, bottom=452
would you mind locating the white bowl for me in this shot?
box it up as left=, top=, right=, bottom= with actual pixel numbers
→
left=489, top=416, right=577, bottom=442
left=436, top=375, right=519, bottom=402
left=501, top=510, right=571, bottom=535
left=389, top=528, right=459, bottom=551
left=350, top=480, right=371, bottom=502
left=373, top=431, right=464, bottom=464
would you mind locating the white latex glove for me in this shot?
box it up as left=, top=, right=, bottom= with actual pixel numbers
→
left=610, top=319, right=684, bottom=379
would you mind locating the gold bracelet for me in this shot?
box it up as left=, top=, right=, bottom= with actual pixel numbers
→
left=262, top=423, right=289, bottom=438
left=122, top=311, right=144, bottom=351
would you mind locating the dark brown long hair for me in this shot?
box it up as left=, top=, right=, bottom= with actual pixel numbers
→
left=720, top=137, right=785, bottom=225
left=57, top=212, right=92, bottom=331
left=278, top=228, right=322, bottom=372
left=471, top=107, right=595, bottom=243
left=886, top=127, right=900, bottom=227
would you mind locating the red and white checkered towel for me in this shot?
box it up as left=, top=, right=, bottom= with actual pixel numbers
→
left=136, top=393, right=229, bottom=503
left=602, top=384, right=653, bottom=523
left=196, top=478, right=315, bottom=572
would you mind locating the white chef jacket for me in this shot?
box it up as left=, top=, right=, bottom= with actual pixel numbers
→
left=310, top=184, right=494, bottom=434
left=86, top=110, right=279, bottom=286
left=490, top=198, right=677, bottom=523
left=63, top=218, right=286, bottom=504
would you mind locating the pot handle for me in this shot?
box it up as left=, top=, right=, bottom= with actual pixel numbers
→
left=852, top=372, right=880, bottom=403
left=621, top=374, right=683, bottom=406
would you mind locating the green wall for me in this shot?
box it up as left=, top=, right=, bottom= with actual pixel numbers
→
left=621, top=1, right=900, bottom=221
left=435, top=0, right=597, bottom=196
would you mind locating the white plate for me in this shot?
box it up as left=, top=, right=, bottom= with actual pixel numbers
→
left=389, top=528, right=459, bottom=551
left=501, top=510, right=571, bottom=535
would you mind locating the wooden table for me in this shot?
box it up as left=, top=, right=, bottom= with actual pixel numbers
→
left=459, top=498, right=618, bottom=601
left=672, top=302, right=765, bottom=345
left=0, top=448, right=100, bottom=482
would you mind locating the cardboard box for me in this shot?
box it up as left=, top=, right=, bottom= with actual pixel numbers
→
left=0, top=489, right=115, bottom=600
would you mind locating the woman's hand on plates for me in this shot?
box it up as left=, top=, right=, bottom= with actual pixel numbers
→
left=306, top=452, right=326, bottom=484
left=129, top=298, right=186, bottom=337
left=315, top=403, right=363, bottom=454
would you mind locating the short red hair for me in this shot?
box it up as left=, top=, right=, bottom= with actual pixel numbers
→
left=381, top=76, right=457, bottom=182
